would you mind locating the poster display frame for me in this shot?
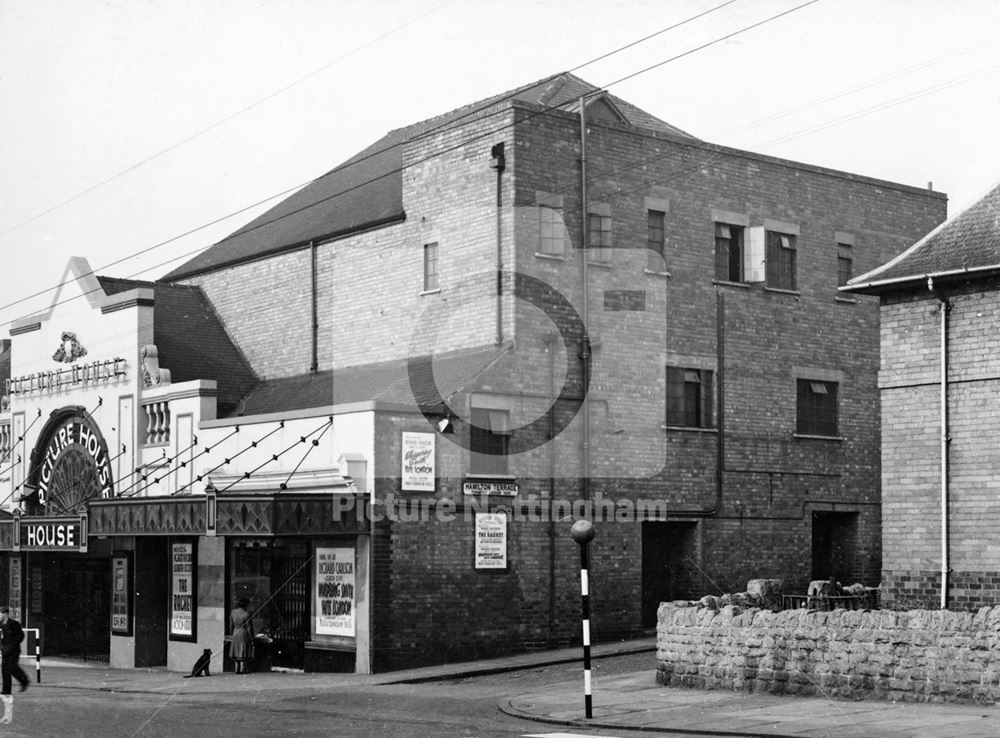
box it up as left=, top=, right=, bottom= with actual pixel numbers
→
left=169, top=538, right=198, bottom=642
left=111, top=550, right=133, bottom=636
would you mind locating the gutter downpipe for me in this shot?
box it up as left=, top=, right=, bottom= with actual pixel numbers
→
left=492, top=142, right=506, bottom=345
left=579, top=97, right=591, bottom=505
left=310, top=240, right=318, bottom=373
left=928, top=276, right=949, bottom=609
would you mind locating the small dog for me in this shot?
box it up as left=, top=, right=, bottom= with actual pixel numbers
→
left=183, top=649, right=213, bottom=678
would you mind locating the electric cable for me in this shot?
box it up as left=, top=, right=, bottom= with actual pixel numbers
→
left=0, top=1, right=455, bottom=241
left=0, top=0, right=751, bottom=324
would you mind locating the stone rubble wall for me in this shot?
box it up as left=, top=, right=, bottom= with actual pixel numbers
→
left=656, top=603, right=1000, bottom=704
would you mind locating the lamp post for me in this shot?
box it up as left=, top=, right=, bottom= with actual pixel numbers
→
left=570, top=518, right=595, bottom=719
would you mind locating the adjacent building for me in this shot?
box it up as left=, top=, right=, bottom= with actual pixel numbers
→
left=1, top=72, right=947, bottom=672
left=844, top=181, right=1000, bottom=611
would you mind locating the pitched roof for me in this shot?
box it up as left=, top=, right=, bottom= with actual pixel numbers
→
left=846, top=181, right=1000, bottom=293
left=230, top=344, right=511, bottom=418
left=162, top=73, right=695, bottom=281
left=97, top=277, right=256, bottom=414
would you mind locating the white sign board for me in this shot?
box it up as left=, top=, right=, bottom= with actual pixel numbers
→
left=171, top=542, right=194, bottom=637
left=316, top=547, right=355, bottom=637
left=401, top=432, right=435, bottom=491
left=475, top=512, right=508, bottom=569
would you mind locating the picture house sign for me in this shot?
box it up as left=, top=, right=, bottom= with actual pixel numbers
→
left=4, top=357, right=127, bottom=396
left=12, top=514, right=89, bottom=553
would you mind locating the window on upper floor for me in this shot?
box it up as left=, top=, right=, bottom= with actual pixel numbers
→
left=796, top=379, right=838, bottom=436
left=647, top=210, right=666, bottom=272
left=714, top=223, right=745, bottom=282
left=765, top=231, right=797, bottom=291
left=470, top=407, right=510, bottom=475
left=423, top=242, right=439, bottom=291
left=665, top=367, right=714, bottom=429
left=588, top=212, right=612, bottom=264
left=837, top=242, right=853, bottom=287
left=539, top=205, right=566, bottom=257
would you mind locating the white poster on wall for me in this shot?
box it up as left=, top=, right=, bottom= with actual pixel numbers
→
left=401, top=431, right=435, bottom=491
left=475, top=512, right=507, bottom=569
left=315, top=547, right=355, bottom=637
left=171, top=542, right=194, bottom=637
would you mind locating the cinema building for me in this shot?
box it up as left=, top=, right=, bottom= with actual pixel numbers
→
left=0, top=259, right=369, bottom=672
left=2, top=72, right=947, bottom=672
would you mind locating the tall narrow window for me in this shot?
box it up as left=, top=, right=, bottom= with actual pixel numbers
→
left=765, top=231, right=796, bottom=290
left=647, top=210, right=666, bottom=271
left=665, top=367, right=714, bottom=428
left=837, top=242, right=853, bottom=287
left=588, top=213, right=612, bottom=263
left=714, top=223, right=744, bottom=282
left=423, top=242, right=439, bottom=291
left=470, top=407, right=510, bottom=474
left=796, top=379, right=838, bottom=436
left=539, top=206, right=565, bottom=256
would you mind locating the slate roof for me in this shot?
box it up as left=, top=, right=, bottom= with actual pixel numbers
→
left=231, top=344, right=511, bottom=418
left=162, top=72, right=695, bottom=281
left=846, top=181, right=1000, bottom=293
left=97, top=277, right=256, bottom=415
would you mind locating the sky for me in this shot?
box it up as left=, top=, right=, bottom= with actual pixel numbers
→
left=1, top=0, right=999, bottom=328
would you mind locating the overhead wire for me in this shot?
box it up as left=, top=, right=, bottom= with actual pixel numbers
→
left=0, top=0, right=455, bottom=241
left=0, top=0, right=739, bottom=318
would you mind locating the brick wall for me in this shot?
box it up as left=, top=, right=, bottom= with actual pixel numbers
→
left=657, top=602, right=1000, bottom=704
left=879, top=281, right=1000, bottom=610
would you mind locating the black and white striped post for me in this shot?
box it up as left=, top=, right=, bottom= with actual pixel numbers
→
left=570, top=519, right=596, bottom=719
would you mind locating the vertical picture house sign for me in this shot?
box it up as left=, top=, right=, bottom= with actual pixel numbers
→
left=170, top=541, right=196, bottom=639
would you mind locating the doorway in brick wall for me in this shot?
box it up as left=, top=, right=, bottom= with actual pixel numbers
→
left=811, top=511, right=859, bottom=584
left=641, top=521, right=697, bottom=628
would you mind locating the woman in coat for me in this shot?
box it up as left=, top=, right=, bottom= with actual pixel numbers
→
left=229, top=598, right=255, bottom=674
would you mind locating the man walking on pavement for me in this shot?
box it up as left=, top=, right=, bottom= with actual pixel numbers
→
left=0, top=606, right=29, bottom=724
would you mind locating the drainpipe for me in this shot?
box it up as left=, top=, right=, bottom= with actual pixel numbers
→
left=545, top=332, right=558, bottom=637
left=491, top=143, right=506, bottom=346
left=310, top=240, right=318, bottom=373
left=579, top=97, right=591, bottom=504
left=928, top=277, right=950, bottom=609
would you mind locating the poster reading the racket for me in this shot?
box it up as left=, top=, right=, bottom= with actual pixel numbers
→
left=170, top=541, right=195, bottom=638
left=315, top=547, right=355, bottom=637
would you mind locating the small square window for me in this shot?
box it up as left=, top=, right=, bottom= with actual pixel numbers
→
left=423, top=242, right=439, bottom=291
left=647, top=210, right=665, bottom=271
left=714, top=223, right=744, bottom=282
left=797, top=379, right=838, bottom=436
left=666, top=366, right=713, bottom=428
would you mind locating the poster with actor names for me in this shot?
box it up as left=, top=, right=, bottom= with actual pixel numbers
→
left=474, top=512, right=507, bottom=569
left=170, top=542, right=194, bottom=637
left=401, top=431, right=435, bottom=491
left=315, top=547, right=355, bottom=637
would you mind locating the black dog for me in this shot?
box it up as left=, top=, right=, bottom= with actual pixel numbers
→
left=183, top=649, right=213, bottom=678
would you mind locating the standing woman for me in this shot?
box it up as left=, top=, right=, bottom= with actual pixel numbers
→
left=229, top=598, right=255, bottom=674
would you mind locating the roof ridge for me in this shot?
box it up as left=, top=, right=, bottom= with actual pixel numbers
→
left=385, top=71, right=570, bottom=140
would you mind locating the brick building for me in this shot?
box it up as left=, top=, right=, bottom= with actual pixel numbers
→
left=844, top=181, right=1000, bottom=611
left=2, top=72, right=947, bottom=672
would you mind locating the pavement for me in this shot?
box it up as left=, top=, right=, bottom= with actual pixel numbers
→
left=29, top=638, right=1000, bottom=737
